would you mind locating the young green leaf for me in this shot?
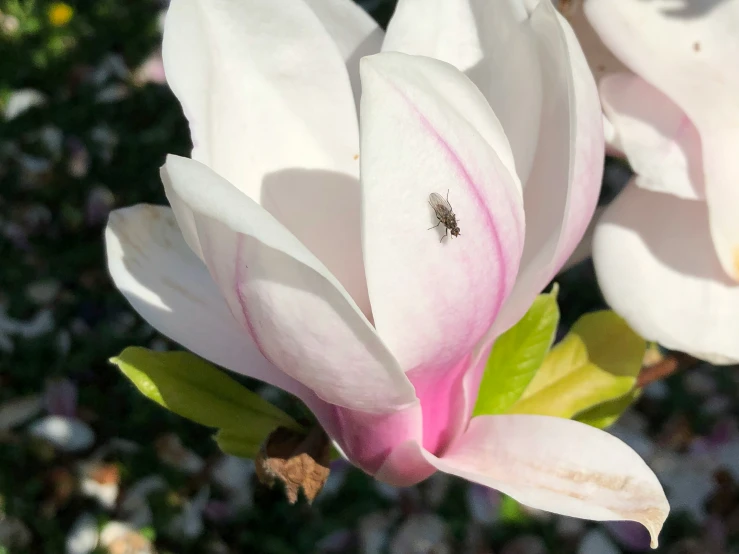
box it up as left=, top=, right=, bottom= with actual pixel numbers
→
left=110, top=347, right=303, bottom=435
left=474, top=286, right=560, bottom=416
left=575, top=389, right=642, bottom=429
left=569, top=311, right=647, bottom=377
left=507, top=311, right=645, bottom=419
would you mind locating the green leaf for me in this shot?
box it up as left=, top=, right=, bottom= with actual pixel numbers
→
left=110, top=347, right=302, bottom=435
left=507, top=311, right=645, bottom=419
left=215, top=428, right=264, bottom=460
left=474, top=285, right=560, bottom=416
left=575, top=389, right=642, bottom=429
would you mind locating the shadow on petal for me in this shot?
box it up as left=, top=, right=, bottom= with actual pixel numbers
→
left=260, top=168, right=370, bottom=319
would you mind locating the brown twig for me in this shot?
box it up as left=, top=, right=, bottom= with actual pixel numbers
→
left=637, top=352, right=699, bottom=388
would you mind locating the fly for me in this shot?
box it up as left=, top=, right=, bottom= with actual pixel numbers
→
left=428, top=190, right=460, bottom=242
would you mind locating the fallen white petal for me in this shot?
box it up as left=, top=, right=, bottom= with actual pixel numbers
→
left=29, top=415, right=95, bottom=452
left=0, top=395, right=43, bottom=431
left=65, top=513, right=99, bottom=554
left=4, top=89, right=47, bottom=120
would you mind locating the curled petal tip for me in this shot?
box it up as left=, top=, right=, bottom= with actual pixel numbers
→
left=640, top=507, right=668, bottom=549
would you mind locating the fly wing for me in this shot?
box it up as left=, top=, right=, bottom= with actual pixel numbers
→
left=428, top=192, right=452, bottom=215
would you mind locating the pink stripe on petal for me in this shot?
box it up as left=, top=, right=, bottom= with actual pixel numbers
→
left=365, top=71, right=523, bottom=382
left=420, top=116, right=507, bottom=296
left=358, top=53, right=525, bottom=414
left=397, top=85, right=519, bottom=310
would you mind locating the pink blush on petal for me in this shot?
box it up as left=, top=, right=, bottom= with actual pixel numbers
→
left=333, top=401, right=423, bottom=475
left=408, top=354, right=471, bottom=456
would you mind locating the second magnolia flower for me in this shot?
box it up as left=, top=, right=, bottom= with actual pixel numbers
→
left=105, top=0, right=668, bottom=545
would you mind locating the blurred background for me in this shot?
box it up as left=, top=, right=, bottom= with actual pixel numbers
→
left=1, top=1, right=739, bottom=553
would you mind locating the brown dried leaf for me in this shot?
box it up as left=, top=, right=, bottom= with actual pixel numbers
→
left=255, top=426, right=330, bottom=504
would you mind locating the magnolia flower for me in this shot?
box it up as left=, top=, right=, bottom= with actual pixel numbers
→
left=105, top=0, right=668, bottom=542
left=565, top=0, right=739, bottom=363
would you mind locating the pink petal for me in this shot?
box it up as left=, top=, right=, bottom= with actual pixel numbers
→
left=383, top=0, right=542, bottom=183
left=162, top=0, right=371, bottom=315
left=592, top=182, right=739, bottom=363
left=600, top=73, right=704, bottom=201
left=162, top=155, right=418, bottom=414
left=494, top=1, right=604, bottom=334
left=359, top=53, right=524, bottom=387
left=585, top=0, right=739, bottom=281
left=406, top=353, right=475, bottom=455
left=374, top=439, right=437, bottom=487
left=104, top=189, right=403, bottom=477
left=105, top=205, right=306, bottom=397
left=332, top=402, right=423, bottom=476
left=428, top=415, right=668, bottom=548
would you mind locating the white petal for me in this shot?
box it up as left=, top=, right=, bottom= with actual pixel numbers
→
left=593, top=183, right=739, bottom=363
left=163, top=0, right=360, bottom=189
left=105, top=204, right=305, bottom=396
left=303, top=0, right=384, bottom=108
left=163, top=155, right=417, bottom=414
left=383, top=0, right=541, bottom=183
left=163, top=0, right=371, bottom=313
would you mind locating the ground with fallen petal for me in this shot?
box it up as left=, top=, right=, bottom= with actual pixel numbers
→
left=2, top=1, right=739, bottom=553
